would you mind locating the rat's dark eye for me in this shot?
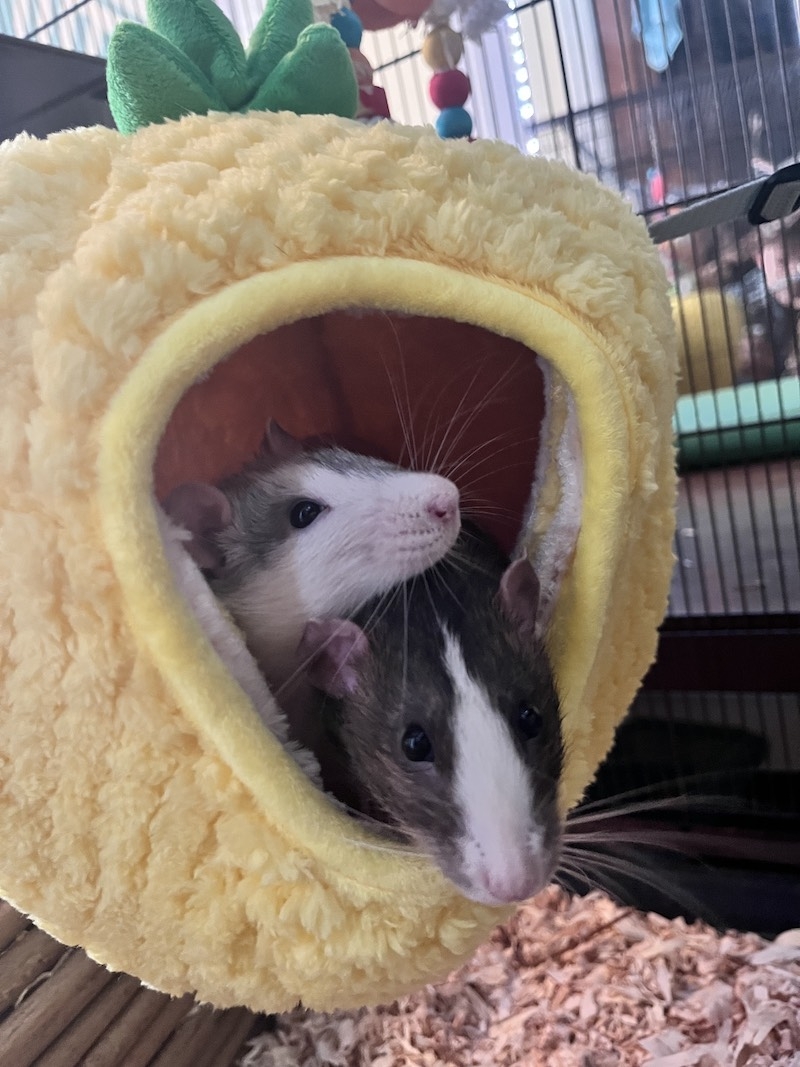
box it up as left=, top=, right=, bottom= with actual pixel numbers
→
left=402, top=724, right=434, bottom=763
left=517, top=703, right=543, bottom=740
left=290, top=500, right=323, bottom=529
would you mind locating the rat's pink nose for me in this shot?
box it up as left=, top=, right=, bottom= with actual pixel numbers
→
left=479, top=861, right=548, bottom=905
left=426, top=484, right=459, bottom=524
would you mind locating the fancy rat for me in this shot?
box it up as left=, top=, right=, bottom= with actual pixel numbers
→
left=162, top=421, right=461, bottom=751
left=300, top=521, right=564, bottom=907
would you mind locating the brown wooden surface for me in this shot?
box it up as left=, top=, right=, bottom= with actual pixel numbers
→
left=0, top=903, right=29, bottom=954
left=0, top=950, right=114, bottom=1067
left=149, top=1005, right=231, bottom=1067
left=80, top=988, right=176, bottom=1067
left=207, top=1010, right=260, bottom=1067
left=34, top=974, right=142, bottom=1067
left=197, top=1009, right=257, bottom=1067
left=0, top=926, right=67, bottom=1015
left=117, top=994, right=202, bottom=1067
left=0, top=901, right=256, bottom=1067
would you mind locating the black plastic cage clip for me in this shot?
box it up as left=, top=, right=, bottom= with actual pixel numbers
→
left=747, top=162, right=800, bottom=226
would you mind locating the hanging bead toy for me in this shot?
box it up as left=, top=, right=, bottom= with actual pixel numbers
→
left=421, top=22, right=473, bottom=138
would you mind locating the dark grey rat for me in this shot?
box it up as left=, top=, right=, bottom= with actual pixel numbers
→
left=299, top=521, right=564, bottom=907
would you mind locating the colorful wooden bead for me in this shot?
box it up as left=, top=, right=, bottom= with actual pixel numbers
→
left=421, top=26, right=464, bottom=71
left=435, top=106, right=473, bottom=138
left=429, top=69, right=471, bottom=109
left=331, top=7, right=363, bottom=48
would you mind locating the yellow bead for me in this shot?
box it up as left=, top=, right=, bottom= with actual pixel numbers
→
left=421, top=26, right=464, bottom=71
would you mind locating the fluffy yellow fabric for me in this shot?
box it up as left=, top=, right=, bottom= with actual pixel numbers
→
left=0, top=111, right=677, bottom=1012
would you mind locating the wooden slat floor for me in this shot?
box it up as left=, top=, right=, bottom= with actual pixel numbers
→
left=0, top=902, right=256, bottom=1067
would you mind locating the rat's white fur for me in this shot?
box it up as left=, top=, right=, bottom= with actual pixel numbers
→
left=155, top=504, right=322, bottom=784
left=446, top=632, right=552, bottom=906
left=223, top=466, right=460, bottom=694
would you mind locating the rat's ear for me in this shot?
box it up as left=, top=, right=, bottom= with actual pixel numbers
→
left=499, top=558, right=541, bottom=638
left=161, top=482, right=232, bottom=572
left=298, top=619, right=369, bottom=698
left=262, top=419, right=303, bottom=460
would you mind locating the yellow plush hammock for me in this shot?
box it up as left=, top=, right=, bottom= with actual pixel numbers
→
left=0, top=108, right=676, bottom=1013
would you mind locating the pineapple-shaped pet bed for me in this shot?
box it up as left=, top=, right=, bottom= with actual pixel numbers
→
left=0, top=0, right=677, bottom=1013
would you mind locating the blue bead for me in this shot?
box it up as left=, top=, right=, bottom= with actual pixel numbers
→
left=331, top=8, right=363, bottom=48
left=435, top=107, right=473, bottom=139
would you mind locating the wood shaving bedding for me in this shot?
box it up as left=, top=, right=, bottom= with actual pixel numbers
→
left=238, top=888, right=800, bottom=1067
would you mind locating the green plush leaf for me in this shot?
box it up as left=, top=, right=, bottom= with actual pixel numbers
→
left=246, top=0, right=314, bottom=89
left=146, top=0, right=250, bottom=109
left=249, top=24, right=358, bottom=118
left=107, top=22, right=228, bottom=134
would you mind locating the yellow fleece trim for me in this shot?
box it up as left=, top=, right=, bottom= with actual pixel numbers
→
left=98, top=255, right=624, bottom=901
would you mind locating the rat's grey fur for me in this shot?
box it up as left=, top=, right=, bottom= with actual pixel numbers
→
left=316, top=521, right=564, bottom=902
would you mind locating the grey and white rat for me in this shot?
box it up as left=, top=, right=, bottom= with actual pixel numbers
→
left=162, top=421, right=461, bottom=749
left=300, top=521, right=564, bottom=907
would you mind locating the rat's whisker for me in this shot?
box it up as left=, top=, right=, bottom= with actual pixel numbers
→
left=565, top=794, right=737, bottom=825
left=415, top=356, right=500, bottom=472
left=358, top=582, right=405, bottom=640
left=564, top=828, right=697, bottom=855
left=455, top=458, right=541, bottom=496
left=426, top=368, right=490, bottom=476
left=560, top=843, right=718, bottom=923
left=434, top=359, right=524, bottom=476
left=425, top=562, right=466, bottom=614
left=425, top=355, right=523, bottom=476
left=379, top=316, right=420, bottom=470
left=439, top=431, right=518, bottom=485
left=570, top=772, right=751, bottom=816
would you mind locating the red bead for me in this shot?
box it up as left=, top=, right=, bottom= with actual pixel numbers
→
left=429, top=69, right=471, bottom=109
